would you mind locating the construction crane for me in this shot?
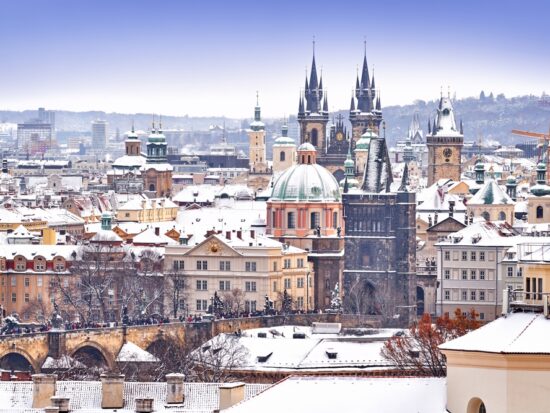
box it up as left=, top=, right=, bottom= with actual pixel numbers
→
left=511, top=126, right=550, bottom=181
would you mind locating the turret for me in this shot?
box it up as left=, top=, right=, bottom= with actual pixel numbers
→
left=475, top=157, right=485, bottom=185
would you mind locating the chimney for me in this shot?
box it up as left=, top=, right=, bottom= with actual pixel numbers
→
left=101, top=373, right=125, bottom=409
left=135, top=398, right=154, bottom=413
left=449, top=200, right=455, bottom=218
left=219, top=382, right=245, bottom=410
left=250, top=230, right=255, bottom=239
left=50, top=396, right=70, bottom=413
left=226, top=231, right=231, bottom=240
left=32, top=374, right=57, bottom=408
left=165, top=373, right=185, bottom=404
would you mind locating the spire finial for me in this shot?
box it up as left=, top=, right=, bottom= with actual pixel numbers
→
left=448, top=85, right=451, bottom=98
left=256, top=90, right=259, bottom=106
left=312, top=35, right=316, bottom=56
left=131, top=120, right=135, bottom=134
left=159, top=114, right=162, bottom=131
left=440, top=86, right=443, bottom=99
left=363, top=37, right=367, bottom=58
left=152, top=114, right=155, bottom=133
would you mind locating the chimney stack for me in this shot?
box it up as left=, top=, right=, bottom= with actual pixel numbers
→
left=135, top=398, right=154, bottom=412
left=165, top=373, right=185, bottom=404
left=50, top=396, right=70, bottom=413
left=32, top=374, right=57, bottom=408
left=101, top=373, right=125, bottom=409
left=219, top=382, right=245, bottom=410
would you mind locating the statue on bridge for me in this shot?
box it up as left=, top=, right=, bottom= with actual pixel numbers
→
left=50, top=300, right=64, bottom=331
left=328, top=283, right=342, bottom=313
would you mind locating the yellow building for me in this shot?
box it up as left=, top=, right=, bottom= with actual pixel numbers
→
left=467, top=178, right=515, bottom=224
left=164, top=232, right=313, bottom=315
left=248, top=94, right=268, bottom=174
left=116, top=197, right=178, bottom=223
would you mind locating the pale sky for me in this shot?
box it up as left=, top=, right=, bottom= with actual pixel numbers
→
left=1, top=0, right=549, bottom=118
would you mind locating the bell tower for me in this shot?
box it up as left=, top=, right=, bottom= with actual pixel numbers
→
left=426, top=92, right=464, bottom=186
left=297, top=42, right=329, bottom=154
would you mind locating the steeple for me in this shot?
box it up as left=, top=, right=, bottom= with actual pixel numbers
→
left=460, top=119, right=464, bottom=135
left=398, top=163, right=409, bottom=192
left=298, top=94, right=305, bottom=116
left=254, top=91, right=261, bottom=122
left=350, top=96, right=356, bottom=112
left=323, top=94, right=329, bottom=113
left=475, top=157, right=485, bottom=185
left=428, top=118, right=432, bottom=135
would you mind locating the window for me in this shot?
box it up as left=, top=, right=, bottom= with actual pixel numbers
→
left=15, top=257, right=26, bottom=271
left=24, top=293, right=29, bottom=303
left=37, top=276, right=43, bottom=287
left=34, top=257, right=46, bottom=271
left=219, top=280, right=231, bottom=291
left=196, top=260, right=208, bottom=270
left=310, top=212, right=320, bottom=229
left=196, top=280, right=208, bottom=290
left=479, top=251, right=485, bottom=261
left=498, top=211, right=506, bottom=221
left=244, top=300, right=257, bottom=313
left=287, top=212, right=296, bottom=229
left=11, top=293, right=16, bottom=303
left=280, top=151, right=286, bottom=162
left=283, top=259, right=291, bottom=269
left=24, top=277, right=30, bottom=287
left=178, top=299, right=186, bottom=310
left=537, top=205, right=544, bottom=219
left=273, top=261, right=278, bottom=271
left=173, top=260, right=185, bottom=270
left=11, top=277, right=16, bottom=287
left=470, top=270, right=476, bottom=280
left=219, top=261, right=231, bottom=271
left=517, top=267, right=523, bottom=277
left=470, top=291, right=476, bottom=301
left=462, top=290, right=468, bottom=301
left=297, top=296, right=304, bottom=309
left=507, top=267, right=514, bottom=277
left=297, top=258, right=304, bottom=268
left=479, top=291, right=485, bottom=301
left=470, top=251, right=476, bottom=261
left=245, top=281, right=257, bottom=292
left=462, top=251, right=468, bottom=261
left=284, top=278, right=291, bottom=289
left=273, top=281, right=277, bottom=292
left=37, top=293, right=42, bottom=301
left=54, top=258, right=65, bottom=271
left=297, top=278, right=304, bottom=288
left=444, top=290, right=450, bottom=300
left=245, top=262, right=257, bottom=272
left=462, top=270, right=468, bottom=280
left=479, top=313, right=485, bottom=320
left=444, top=270, right=450, bottom=280
left=444, top=251, right=450, bottom=261
left=333, top=211, right=338, bottom=229
left=196, top=299, right=208, bottom=311
left=479, top=270, right=486, bottom=280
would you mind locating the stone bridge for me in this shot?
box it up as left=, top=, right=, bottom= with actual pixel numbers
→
left=0, top=313, right=381, bottom=373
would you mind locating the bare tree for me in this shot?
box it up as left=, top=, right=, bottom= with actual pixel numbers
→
left=343, top=276, right=377, bottom=315
left=190, top=334, right=250, bottom=382
left=20, top=298, right=50, bottom=324
left=164, top=268, right=189, bottom=319
left=222, top=288, right=245, bottom=317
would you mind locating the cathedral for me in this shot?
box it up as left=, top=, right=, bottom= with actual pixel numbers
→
left=292, top=44, right=416, bottom=325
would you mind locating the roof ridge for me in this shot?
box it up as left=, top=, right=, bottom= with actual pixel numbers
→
left=505, top=313, right=538, bottom=352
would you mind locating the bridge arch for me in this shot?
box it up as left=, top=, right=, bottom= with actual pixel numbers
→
left=0, top=348, right=40, bottom=373
left=70, top=341, right=115, bottom=370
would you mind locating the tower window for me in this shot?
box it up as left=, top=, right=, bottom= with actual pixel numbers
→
left=287, top=212, right=296, bottom=229
left=537, top=206, right=544, bottom=219
left=311, top=128, right=318, bottom=147
left=280, top=151, right=286, bottom=162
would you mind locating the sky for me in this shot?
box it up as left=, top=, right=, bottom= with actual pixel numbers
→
left=1, top=0, right=549, bottom=118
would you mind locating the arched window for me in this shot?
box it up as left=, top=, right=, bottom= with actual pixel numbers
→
left=537, top=205, right=544, bottom=219
left=498, top=211, right=506, bottom=221
left=467, top=397, right=487, bottom=413
left=149, top=183, right=156, bottom=192
left=34, top=256, right=46, bottom=272
left=307, top=155, right=311, bottom=164
left=310, top=212, right=320, bottom=229
left=280, top=151, right=286, bottom=162
left=481, top=211, right=490, bottom=221
left=311, top=128, right=318, bottom=147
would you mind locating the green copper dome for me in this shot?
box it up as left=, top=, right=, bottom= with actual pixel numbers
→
left=271, top=163, right=341, bottom=202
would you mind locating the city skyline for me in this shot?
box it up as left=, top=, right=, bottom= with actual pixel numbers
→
left=1, top=0, right=549, bottom=118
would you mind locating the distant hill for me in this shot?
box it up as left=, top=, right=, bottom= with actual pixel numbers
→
left=2, top=93, right=549, bottom=148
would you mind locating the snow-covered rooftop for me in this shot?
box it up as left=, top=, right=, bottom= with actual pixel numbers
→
left=116, top=341, right=159, bottom=363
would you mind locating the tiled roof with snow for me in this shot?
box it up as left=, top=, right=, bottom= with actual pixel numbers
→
left=468, top=179, right=514, bottom=205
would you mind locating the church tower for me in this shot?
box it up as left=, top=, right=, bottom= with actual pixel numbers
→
left=349, top=45, right=383, bottom=143
left=248, top=93, right=268, bottom=173
left=272, top=121, right=296, bottom=174
left=142, top=119, right=173, bottom=197
left=426, top=93, right=464, bottom=186
left=297, top=44, right=329, bottom=154
left=125, top=124, right=141, bottom=156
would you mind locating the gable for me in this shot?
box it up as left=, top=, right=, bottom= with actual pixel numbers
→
left=427, top=216, right=466, bottom=233
left=184, top=235, right=243, bottom=258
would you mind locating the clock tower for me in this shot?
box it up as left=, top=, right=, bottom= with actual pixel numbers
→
left=426, top=94, right=464, bottom=186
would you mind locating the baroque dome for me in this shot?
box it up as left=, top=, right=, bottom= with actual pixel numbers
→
left=271, top=163, right=340, bottom=202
